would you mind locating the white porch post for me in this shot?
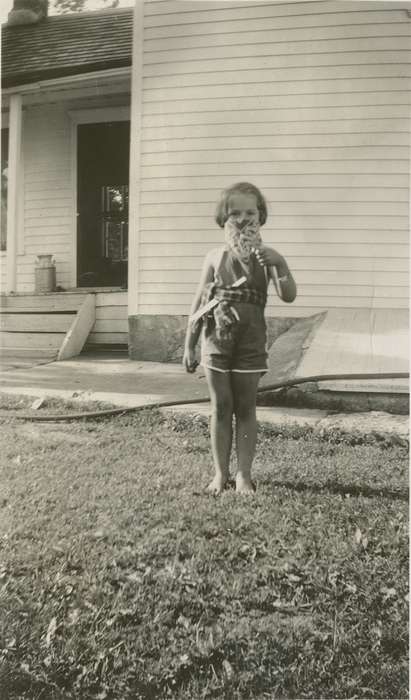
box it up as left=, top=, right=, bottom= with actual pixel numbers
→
left=6, top=93, right=22, bottom=293
left=127, top=0, right=143, bottom=317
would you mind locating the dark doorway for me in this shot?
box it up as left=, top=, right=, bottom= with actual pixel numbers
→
left=77, top=121, right=130, bottom=288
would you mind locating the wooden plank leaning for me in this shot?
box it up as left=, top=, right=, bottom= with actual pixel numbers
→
left=57, top=294, right=96, bottom=361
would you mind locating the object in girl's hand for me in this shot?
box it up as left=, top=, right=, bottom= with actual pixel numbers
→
left=252, top=246, right=265, bottom=266
left=190, top=297, right=219, bottom=324
left=190, top=275, right=247, bottom=323
left=231, top=275, right=248, bottom=288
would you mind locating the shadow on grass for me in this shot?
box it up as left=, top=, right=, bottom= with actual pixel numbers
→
left=264, top=478, right=409, bottom=502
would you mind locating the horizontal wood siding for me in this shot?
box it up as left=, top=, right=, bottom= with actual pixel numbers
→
left=0, top=254, right=6, bottom=294
left=87, top=291, right=128, bottom=345
left=138, top=0, right=410, bottom=317
left=17, top=104, right=73, bottom=292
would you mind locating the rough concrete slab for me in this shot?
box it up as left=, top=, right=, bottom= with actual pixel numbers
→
left=0, top=385, right=177, bottom=408
left=318, top=411, right=409, bottom=440
left=3, top=382, right=406, bottom=444
left=0, top=354, right=408, bottom=442
left=0, top=356, right=209, bottom=403
left=257, top=406, right=326, bottom=428
left=162, top=405, right=409, bottom=443
left=167, top=403, right=327, bottom=429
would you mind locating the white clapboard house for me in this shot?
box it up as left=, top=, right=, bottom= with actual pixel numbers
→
left=1, top=0, right=409, bottom=396
left=1, top=2, right=132, bottom=358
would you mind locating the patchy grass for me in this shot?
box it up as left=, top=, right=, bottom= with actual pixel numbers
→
left=0, top=393, right=119, bottom=417
left=0, top=401, right=408, bottom=700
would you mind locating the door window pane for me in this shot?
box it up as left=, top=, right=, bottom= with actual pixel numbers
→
left=101, top=185, right=128, bottom=262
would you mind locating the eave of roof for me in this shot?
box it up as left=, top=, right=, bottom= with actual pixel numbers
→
left=1, top=7, right=133, bottom=89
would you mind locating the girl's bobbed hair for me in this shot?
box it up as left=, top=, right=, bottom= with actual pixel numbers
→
left=215, top=182, right=268, bottom=228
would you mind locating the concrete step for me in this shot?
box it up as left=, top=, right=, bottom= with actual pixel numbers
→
left=0, top=313, right=75, bottom=333
left=0, top=348, right=58, bottom=361
left=1, top=331, right=66, bottom=351
left=0, top=293, right=87, bottom=312
left=0, top=293, right=95, bottom=364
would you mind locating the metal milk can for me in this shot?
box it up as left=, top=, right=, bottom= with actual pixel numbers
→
left=34, top=254, right=56, bottom=293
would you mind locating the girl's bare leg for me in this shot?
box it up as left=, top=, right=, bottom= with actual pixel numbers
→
left=231, top=372, right=261, bottom=494
left=204, top=368, right=234, bottom=494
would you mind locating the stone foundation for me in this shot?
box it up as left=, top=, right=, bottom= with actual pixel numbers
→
left=128, top=313, right=301, bottom=363
left=128, top=315, right=188, bottom=362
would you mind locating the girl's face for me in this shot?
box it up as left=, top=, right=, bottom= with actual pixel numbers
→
left=226, top=192, right=259, bottom=230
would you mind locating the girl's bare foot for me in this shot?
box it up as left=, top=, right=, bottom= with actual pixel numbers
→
left=205, top=474, right=228, bottom=495
left=235, top=474, right=256, bottom=495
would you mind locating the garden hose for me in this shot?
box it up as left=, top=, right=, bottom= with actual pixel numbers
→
left=2, top=371, right=408, bottom=422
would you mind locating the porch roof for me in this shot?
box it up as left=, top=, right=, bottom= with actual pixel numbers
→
left=1, top=7, right=133, bottom=89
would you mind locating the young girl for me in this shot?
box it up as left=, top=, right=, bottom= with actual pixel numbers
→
left=183, top=182, right=297, bottom=495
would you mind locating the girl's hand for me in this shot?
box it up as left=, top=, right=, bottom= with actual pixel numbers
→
left=253, top=246, right=283, bottom=268
left=183, top=348, right=198, bottom=373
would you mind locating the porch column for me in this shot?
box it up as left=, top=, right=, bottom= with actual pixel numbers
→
left=6, top=93, right=22, bottom=293
left=128, top=0, right=143, bottom=317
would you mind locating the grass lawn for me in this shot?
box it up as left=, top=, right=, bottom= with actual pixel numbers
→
left=0, top=397, right=408, bottom=699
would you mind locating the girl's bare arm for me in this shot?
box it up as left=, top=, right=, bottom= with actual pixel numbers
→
left=254, top=246, right=297, bottom=303
left=183, top=251, right=215, bottom=369
left=269, top=257, right=297, bottom=303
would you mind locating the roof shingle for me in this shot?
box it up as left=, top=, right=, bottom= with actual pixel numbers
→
left=1, top=7, right=133, bottom=88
